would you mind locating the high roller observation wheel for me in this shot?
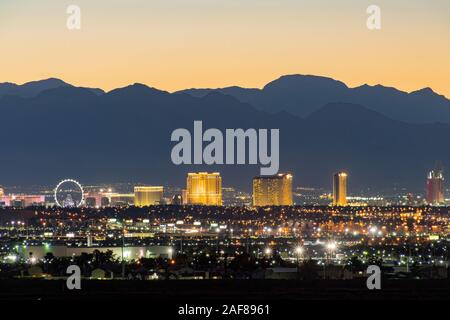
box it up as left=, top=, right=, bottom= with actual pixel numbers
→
left=54, top=179, right=85, bottom=207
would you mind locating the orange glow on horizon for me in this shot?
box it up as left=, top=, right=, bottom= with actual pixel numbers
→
left=0, top=0, right=448, bottom=97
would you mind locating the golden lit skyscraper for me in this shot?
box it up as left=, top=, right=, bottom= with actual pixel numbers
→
left=253, top=173, right=293, bottom=206
left=186, top=172, right=222, bottom=205
left=134, top=186, right=163, bottom=207
left=333, top=172, right=347, bottom=206
left=0, top=186, right=4, bottom=198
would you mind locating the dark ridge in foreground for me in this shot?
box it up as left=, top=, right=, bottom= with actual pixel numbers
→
left=0, top=279, right=449, bottom=301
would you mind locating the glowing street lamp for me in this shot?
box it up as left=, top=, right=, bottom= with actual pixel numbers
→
left=323, top=241, right=337, bottom=280
left=325, top=241, right=337, bottom=261
left=295, top=246, right=304, bottom=264
left=326, top=242, right=337, bottom=251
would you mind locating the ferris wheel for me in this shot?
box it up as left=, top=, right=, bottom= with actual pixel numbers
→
left=54, top=179, right=84, bottom=207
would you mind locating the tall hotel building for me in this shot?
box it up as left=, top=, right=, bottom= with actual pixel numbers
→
left=426, top=169, right=445, bottom=205
left=253, top=173, right=293, bottom=206
left=134, top=186, right=164, bottom=207
left=333, top=172, right=348, bottom=206
left=186, top=172, right=222, bottom=205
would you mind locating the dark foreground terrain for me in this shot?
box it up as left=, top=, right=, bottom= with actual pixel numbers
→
left=0, top=278, right=449, bottom=301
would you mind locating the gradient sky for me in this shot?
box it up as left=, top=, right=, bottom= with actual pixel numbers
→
left=0, top=0, right=449, bottom=96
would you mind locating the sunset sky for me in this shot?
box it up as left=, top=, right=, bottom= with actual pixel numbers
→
left=0, top=0, right=449, bottom=96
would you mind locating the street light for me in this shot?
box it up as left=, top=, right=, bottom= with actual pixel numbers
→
left=325, top=241, right=337, bottom=264
left=326, top=242, right=337, bottom=252
left=323, top=241, right=337, bottom=280
left=216, top=228, right=221, bottom=254
left=295, top=246, right=304, bottom=267
left=295, top=246, right=303, bottom=279
left=121, top=221, right=126, bottom=278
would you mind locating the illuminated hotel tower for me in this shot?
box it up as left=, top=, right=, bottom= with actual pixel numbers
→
left=134, top=186, right=164, bottom=207
left=186, top=172, right=222, bottom=205
left=333, top=172, right=347, bottom=206
left=426, top=169, right=445, bottom=205
left=253, top=173, right=293, bottom=206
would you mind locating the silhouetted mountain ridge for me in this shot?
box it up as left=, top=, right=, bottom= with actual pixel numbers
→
left=0, top=78, right=104, bottom=98
left=1, top=81, right=449, bottom=193
left=178, top=74, right=450, bottom=123
left=4, top=75, right=449, bottom=123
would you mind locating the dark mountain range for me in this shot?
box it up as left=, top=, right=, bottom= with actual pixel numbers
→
left=177, top=74, right=450, bottom=123
left=0, top=78, right=104, bottom=98
left=0, top=79, right=449, bottom=193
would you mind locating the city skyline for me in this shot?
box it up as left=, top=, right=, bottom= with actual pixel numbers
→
left=1, top=0, right=449, bottom=305
left=0, top=167, right=447, bottom=207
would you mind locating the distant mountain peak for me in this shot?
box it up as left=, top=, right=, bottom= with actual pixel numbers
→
left=411, top=87, right=435, bottom=95
left=24, top=77, right=68, bottom=85
left=0, top=78, right=106, bottom=98
left=354, top=83, right=403, bottom=93
left=108, top=83, right=167, bottom=94
left=105, top=83, right=169, bottom=102
left=33, top=86, right=100, bottom=103
left=263, top=74, right=349, bottom=91
left=277, top=74, right=343, bottom=81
